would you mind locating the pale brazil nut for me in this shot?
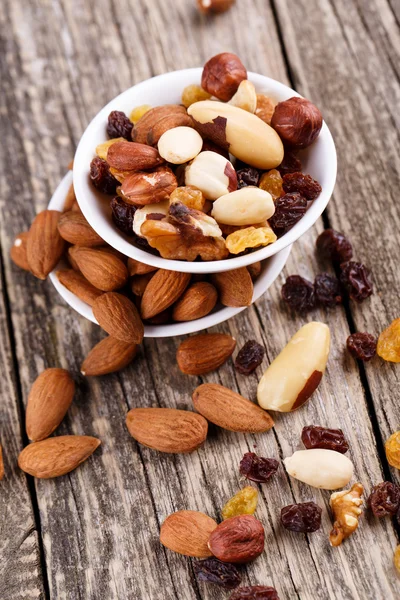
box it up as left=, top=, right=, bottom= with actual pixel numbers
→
left=283, top=449, right=354, bottom=490
left=133, top=201, right=169, bottom=237
left=157, top=126, right=203, bottom=164
left=211, top=187, right=275, bottom=226
left=188, top=101, right=284, bottom=169
left=257, top=322, right=330, bottom=412
left=185, top=151, right=237, bottom=200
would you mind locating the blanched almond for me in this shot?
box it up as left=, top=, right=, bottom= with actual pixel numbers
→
left=93, top=292, right=144, bottom=344
left=27, top=210, right=66, bottom=279
left=160, top=511, right=217, bottom=557
left=177, top=333, right=236, bottom=375
left=172, top=282, right=218, bottom=322
left=141, top=269, right=191, bottom=319
left=81, top=336, right=137, bottom=376
left=56, top=269, right=103, bottom=306
left=211, top=188, right=275, bottom=226
left=58, top=211, right=104, bottom=246
left=158, top=126, right=203, bottom=164
left=211, top=268, right=253, bottom=307
left=69, top=247, right=128, bottom=291
left=284, top=449, right=354, bottom=490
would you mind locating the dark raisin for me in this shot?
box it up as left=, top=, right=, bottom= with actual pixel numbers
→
left=107, top=110, right=133, bottom=139
left=239, top=452, right=279, bottom=483
left=316, top=229, right=353, bottom=264
left=235, top=340, right=265, bottom=375
left=110, top=196, right=136, bottom=235
left=193, top=558, right=241, bottom=590
left=230, top=586, right=280, bottom=600
left=340, top=261, right=373, bottom=302
left=269, top=192, right=308, bottom=236
left=282, top=172, right=321, bottom=200
left=314, top=273, right=342, bottom=307
left=277, top=151, right=302, bottom=175
left=280, top=502, right=322, bottom=533
left=368, top=482, right=400, bottom=517
left=281, top=275, right=315, bottom=313
left=301, top=426, right=349, bottom=454
left=90, top=157, right=119, bottom=195
left=347, top=332, right=377, bottom=361
left=236, top=167, right=260, bottom=189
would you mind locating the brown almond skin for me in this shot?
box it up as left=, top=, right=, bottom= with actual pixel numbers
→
left=58, top=211, right=104, bottom=246
left=69, top=247, right=128, bottom=291
left=208, top=515, right=265, bottom=563
left=0, top=444, right=4, bottom=480
left=27, top=210, right=66, bottom=279
left=172, top=282, right=218, bottom=322
left=63, top=182, right=76, bottom=212
left=10, top=232, right=30, bottom=271
left=192, top=383, right=274, bottom=432
left=132, top=105, right=188, bottom=144
left=126, top=407, right=208, bottom=453
left=121, top=166, right=177, bottom=205
left=26, top=369, right=75, bottom=442
left=81, top=336, right=137, bottom=376
left=177, top=333, right=236, bottom=375
left=247, top=261, right=261, bottom=281
left=18, top=436, right=101, bottom=478
left=131, top=272, right=156, bottom=297
left=211, top=268, right=253, bottom=307
left=93, top=292, right=144, bottom=344
left=57, top=270, right=103, bottom=306
left=141, top=269, right=191, bottom=319
left=127, top=258, right=158, bottom=277
left=107, top=141, right=164, bottom=171
left=160, top=511, right=217, bottom=557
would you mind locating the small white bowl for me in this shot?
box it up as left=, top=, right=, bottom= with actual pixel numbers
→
left=73, top=68, right=336, bottom=274
left=49, top=172, right=291, bottom=338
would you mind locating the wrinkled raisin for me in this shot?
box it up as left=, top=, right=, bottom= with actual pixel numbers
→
left=368, top=482, right=400, bottom=517
left=281, top=275, right=315, bottom=312
left=269, top=193, right=308, bottom=236
left=235, top=340, right=265, bottom=375
left=90, top=157, right=119, bottom=195
left=301, top=426, right=349, bottom=454
left=377, top=318, right=400, bottom=363
left=107, top=110, right=133, bottom=139
left=278, top=151, right=302, bottom=175
left=239, top=452, right=279, bottom=483
left=237, top=167, right=260, bottom=188
left=281, top=502, right=322, bottom=533
left=222, top=487, right=258, bottom=519
left=282, top=172, right=321, bottom=200
left=110, top=196, right=136, bottom=235
left=193, top=558, right=241, bottom=590
left=340, top=261, right=373, bottom=302
left=347, top=333, right=377, bottom=361
left=230, top=586, right=280, bottom=600
left=316, top=229, right=353, bottom=264
left=314, top=273, right=342, bottom=307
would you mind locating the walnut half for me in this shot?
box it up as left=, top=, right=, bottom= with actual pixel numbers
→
left=329, top=482, right=363, bottom=546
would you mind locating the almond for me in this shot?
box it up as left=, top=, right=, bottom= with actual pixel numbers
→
left=192, top=383, right=274, bottom=432
left=81, top=336, right=137, bottom=376
left=141, top=269, right=191, bottom=319
left=126, top=407, right=208, bottom=453
left=63, top=182, right=76, bottom=212
left=177, top=333, right=236, bottom=375
left=69, top=247, right=128, bottom=291
left=10, top=232, right=30, bottom=271
left=172, top=282, right=218, bottom=322
left=120, top=166, right=177, bottom=205
left=58, top=211, right=104, bottom=246
left=18, top=435, right=101, bottom=478
left=56, top=270, right=103, bottom=306
left=127, top=258, right=158, bottom=276
left=211, top=268, right=253, bottom=307
left=160, top=511, right=217, bottom=557
left=208, top=515, right=265, bottom=563
left=0, top=444, right=4, bottom=481
left=27, top=210, right=66, bottom=279
left=132, top=105, right=188, bottom=144
left=93, top=292, right=144, bottom=344
left=25, top=368, right=75, bottom=442
left=107, top=141, right=164, bottom=171
left=131, top=271, right=156, bottom=297
left=247, top=261, right=261, bottom=281
left=146, top=308, right=171, bottom=324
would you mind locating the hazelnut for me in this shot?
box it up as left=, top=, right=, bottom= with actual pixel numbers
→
left=271, top=97, right=323, bottom=149
left=196, top=0, right=235, bottom=15
left=201, top=53, right=247, bottom=102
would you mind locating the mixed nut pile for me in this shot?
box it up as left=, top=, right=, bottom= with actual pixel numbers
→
left=89, top=52, right=323, bottom=261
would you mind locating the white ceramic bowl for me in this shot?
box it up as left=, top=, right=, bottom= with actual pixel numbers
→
left=73, top=68, right=335, bottom=274
left=49, top=172, right=291, bottom=338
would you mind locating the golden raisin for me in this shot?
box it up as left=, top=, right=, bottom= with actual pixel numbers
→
left=377, top=318, right=400, bottom=363
left=385, top=431, right=400, bottom=469
left=259, top=169, right=283, bottom=200
left=129, top=104, right=152, bottom=124
left=226, top=226, right=277, bottom=254
left=95, top=137, right=125, bottom=160
left=394, top=545, right=400, bottom=574
left=221, top=486, right=258, bottom=520
left=109, top=166, right=134, bottom=184
left=182, top=84, right=211, bottom=108
left=170, top=186, right=206, bottom=211
left=255, top=94, right=276, bottom=125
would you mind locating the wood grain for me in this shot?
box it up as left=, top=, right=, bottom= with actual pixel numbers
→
left=0, top=0, right=399, bottom=598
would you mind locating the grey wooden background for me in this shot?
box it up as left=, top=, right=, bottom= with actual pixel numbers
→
left=1, top=0, right=399, bottom=599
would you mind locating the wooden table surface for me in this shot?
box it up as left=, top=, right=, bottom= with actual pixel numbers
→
left=1, top=0, right=400, bottom=598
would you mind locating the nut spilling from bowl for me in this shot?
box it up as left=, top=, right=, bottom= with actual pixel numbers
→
left=89, top=52, right=323, bottom=261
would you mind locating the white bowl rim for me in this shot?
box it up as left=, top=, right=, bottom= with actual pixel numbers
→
left=73, top=68, right=335, bottom=274
left=50, top=172, right=292, bottom=338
